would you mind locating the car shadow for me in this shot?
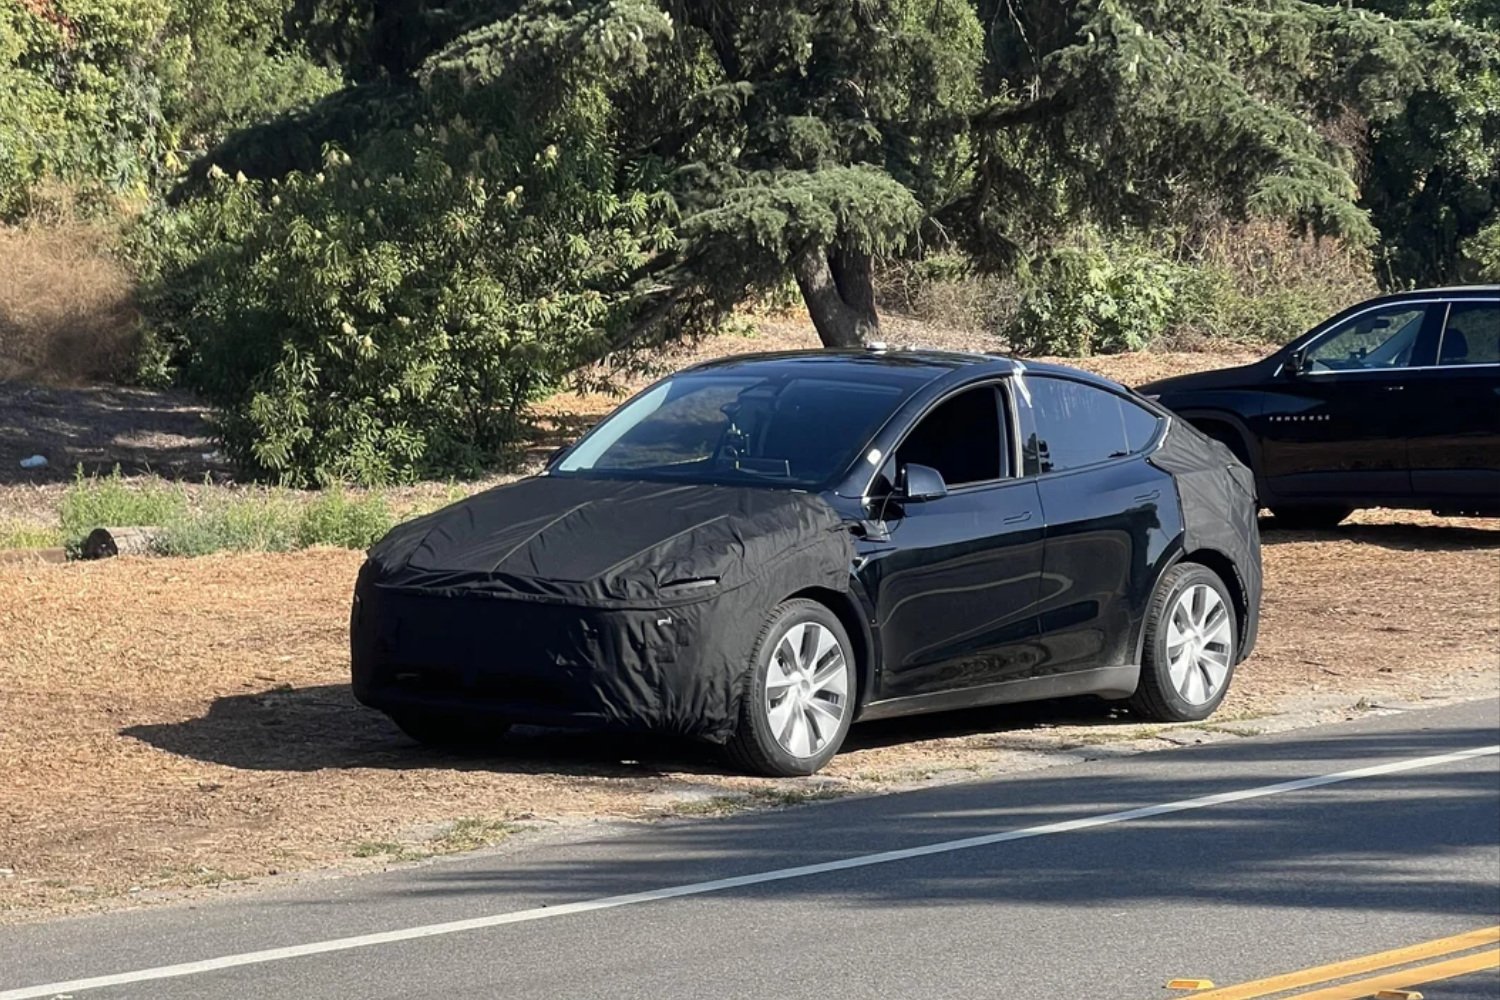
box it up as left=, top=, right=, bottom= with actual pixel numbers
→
left=1258, top=516, right=1500, bottom=552
left=121, top=683, right=1139, bottom=777
left=122, top=683, right=727, bottom=778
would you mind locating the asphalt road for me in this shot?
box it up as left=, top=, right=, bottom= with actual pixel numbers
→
left=3, top=699, right=1497, bottom=1000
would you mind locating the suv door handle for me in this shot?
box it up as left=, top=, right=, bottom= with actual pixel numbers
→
left=1381, top=384, right=1405, bottom=392
left=1003, top=511, right=1033, bottom=524
left=1134, top=489, right=1161, bottom=503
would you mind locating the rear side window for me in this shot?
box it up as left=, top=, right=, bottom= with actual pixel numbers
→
left=1027, top=377, right=1154, bottom=473
left=1438, top=303, right=1500, bottom=366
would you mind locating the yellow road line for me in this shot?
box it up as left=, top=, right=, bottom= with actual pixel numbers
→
left=1189, top=927, right=1500, bottom=999
left=1286, top=947, right=1499, bottom=1000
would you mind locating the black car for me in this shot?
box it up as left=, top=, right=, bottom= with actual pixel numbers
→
left=1139, top=286, right=1500, bottom=528
left=352, top=350, right=1262, bottom=776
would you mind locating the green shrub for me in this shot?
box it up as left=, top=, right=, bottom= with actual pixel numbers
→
left=1010, top=232, right=1182, bottom=356
left=296, top=488, right=393, bottom=549
left=153, top=493, right=300, bottom=557
left=58, top=467, right=187, bottom=546
left=1461, top=218, right=1500, bottom=282
left=0, top=522, right=63, bottom=549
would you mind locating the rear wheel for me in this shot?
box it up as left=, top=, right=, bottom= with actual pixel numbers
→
left=1130, top=564, right=1237, bottom=723
left=1269, top=505, right=1352, bottom=530
left=389, top=710, right=510, bottom=748
left=726, top=599, right=856, bottom=777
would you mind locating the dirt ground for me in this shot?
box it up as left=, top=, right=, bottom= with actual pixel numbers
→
left=0, top=325, right=1495, bottom=923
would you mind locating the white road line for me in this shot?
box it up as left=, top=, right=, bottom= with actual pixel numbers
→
left=4, top=743, right=1497, bottom=1000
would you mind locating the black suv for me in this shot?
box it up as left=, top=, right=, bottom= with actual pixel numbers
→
left=1138, top=286, right=1500, bottom=527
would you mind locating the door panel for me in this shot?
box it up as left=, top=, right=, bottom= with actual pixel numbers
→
left=1034, top=460, right=1176, bottom=673
left=1253, top=376, right=1413, bottom=498
left=1252, top=304, right=1438, bottom=501
left=1406, top=302, right=1500, bottom=502
left=1020, top=375, right=1177, bottom=675
left=858, top=481, right=1045, bottom=700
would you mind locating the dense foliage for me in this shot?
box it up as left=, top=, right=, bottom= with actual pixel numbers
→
left=6, top=0, right=1497, bottom=482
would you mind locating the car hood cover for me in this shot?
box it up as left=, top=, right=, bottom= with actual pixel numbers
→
left=363, top=476, right=853, bottom=608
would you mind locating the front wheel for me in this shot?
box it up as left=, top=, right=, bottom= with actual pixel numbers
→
left=726, top=599, right=856, bottom=777
left=1129, top=564, right=1238, bottom=723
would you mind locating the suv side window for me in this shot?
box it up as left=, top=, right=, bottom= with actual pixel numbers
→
left=1305, top=306, right=1426, bottom=372
left=1027, top=377, right=1147, bottom=473
left=894, top=385, right=1006, bottom=488
left=1438, top=302, right=1500, bottom=366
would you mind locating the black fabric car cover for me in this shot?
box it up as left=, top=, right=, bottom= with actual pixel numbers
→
left=353, top=478, right=854, bottom=741
left=1147, top=422, right=1263, bottom=659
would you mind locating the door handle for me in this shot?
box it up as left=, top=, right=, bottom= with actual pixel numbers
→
left=1003, top=511, right=1033, bottom=524
left=1381, top=384, right=1405, bottom=392
left=1133, top=489, right=1161, bottom=503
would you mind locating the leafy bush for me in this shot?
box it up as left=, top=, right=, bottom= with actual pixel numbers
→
left=1009, top=233, right=1182, bottom=356
left=58, top=467, right=187, bottom=547
left=154, top=493, right=300, bottom=557
left=133, top=8, right=678, bottom=485
left=1461, top=218, right=1500, bottom=281
left=0, top=522, right=64, bottom=549
left=0, top=0, right=338, bottom=219
left=296, top=488, right=393, bottom=548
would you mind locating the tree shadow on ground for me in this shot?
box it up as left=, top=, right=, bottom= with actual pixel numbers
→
left=0, top=380, right=222, bottom=485
left=122, top=683, right=1138, bottom=778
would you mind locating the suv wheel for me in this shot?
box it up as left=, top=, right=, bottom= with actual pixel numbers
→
left=727, top=599, right=855, bottom=777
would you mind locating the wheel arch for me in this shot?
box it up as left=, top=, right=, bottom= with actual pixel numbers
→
left=1176, top=411, right=1257, bottom=470
left=784, top=586, right=876, bottom=712
left=1136, top=548, right=1251, bottom=666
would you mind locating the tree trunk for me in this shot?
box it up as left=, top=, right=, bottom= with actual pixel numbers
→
left=793, top=247, right=880, bottom=348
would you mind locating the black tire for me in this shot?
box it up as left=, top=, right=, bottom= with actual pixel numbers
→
left=1269, top=505, right=1353, bottom=530
left=726, top=599, right=856, bottom=777
left=389, top=710, right=510, bottom=748
left=1129, top=563, right=1238, bottom=723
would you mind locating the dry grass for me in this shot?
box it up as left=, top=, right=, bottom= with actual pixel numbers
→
left=0, top=221, right=139, bottom=384
left=0, top=338, right=1495, bottom=924
left=0, top=512, right=1493, bottom=922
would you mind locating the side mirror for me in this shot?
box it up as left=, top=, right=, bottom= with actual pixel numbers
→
left=1285, top=347, right=1309, bottom=378
left=898, top=463, right=948, bottom=502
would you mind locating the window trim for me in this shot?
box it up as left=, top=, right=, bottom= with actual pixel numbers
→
left=1273, top=298, right=1454, bottom=378
left=1023, top=373, right=1164, bottom=479
left=858, top=378, right=1017, bottom=500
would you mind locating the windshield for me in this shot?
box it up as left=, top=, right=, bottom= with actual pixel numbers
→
left=554, top=369, right=926, bottom=488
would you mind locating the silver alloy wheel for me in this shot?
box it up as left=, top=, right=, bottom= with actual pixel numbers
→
left=1165, top=583, right=1234, bottom=706
left=763, top=621, right=849, bottom=759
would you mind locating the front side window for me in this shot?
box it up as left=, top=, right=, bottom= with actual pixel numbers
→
left=1438, top=303, right=1500, bottom=366
left=1026, top=377, right=1146, bottom=473
left=1305, top=306, right=1426, bottom=372
left=893, top=385, right=1006, bottom=488
left=555, top=369, right=923, bottom=488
